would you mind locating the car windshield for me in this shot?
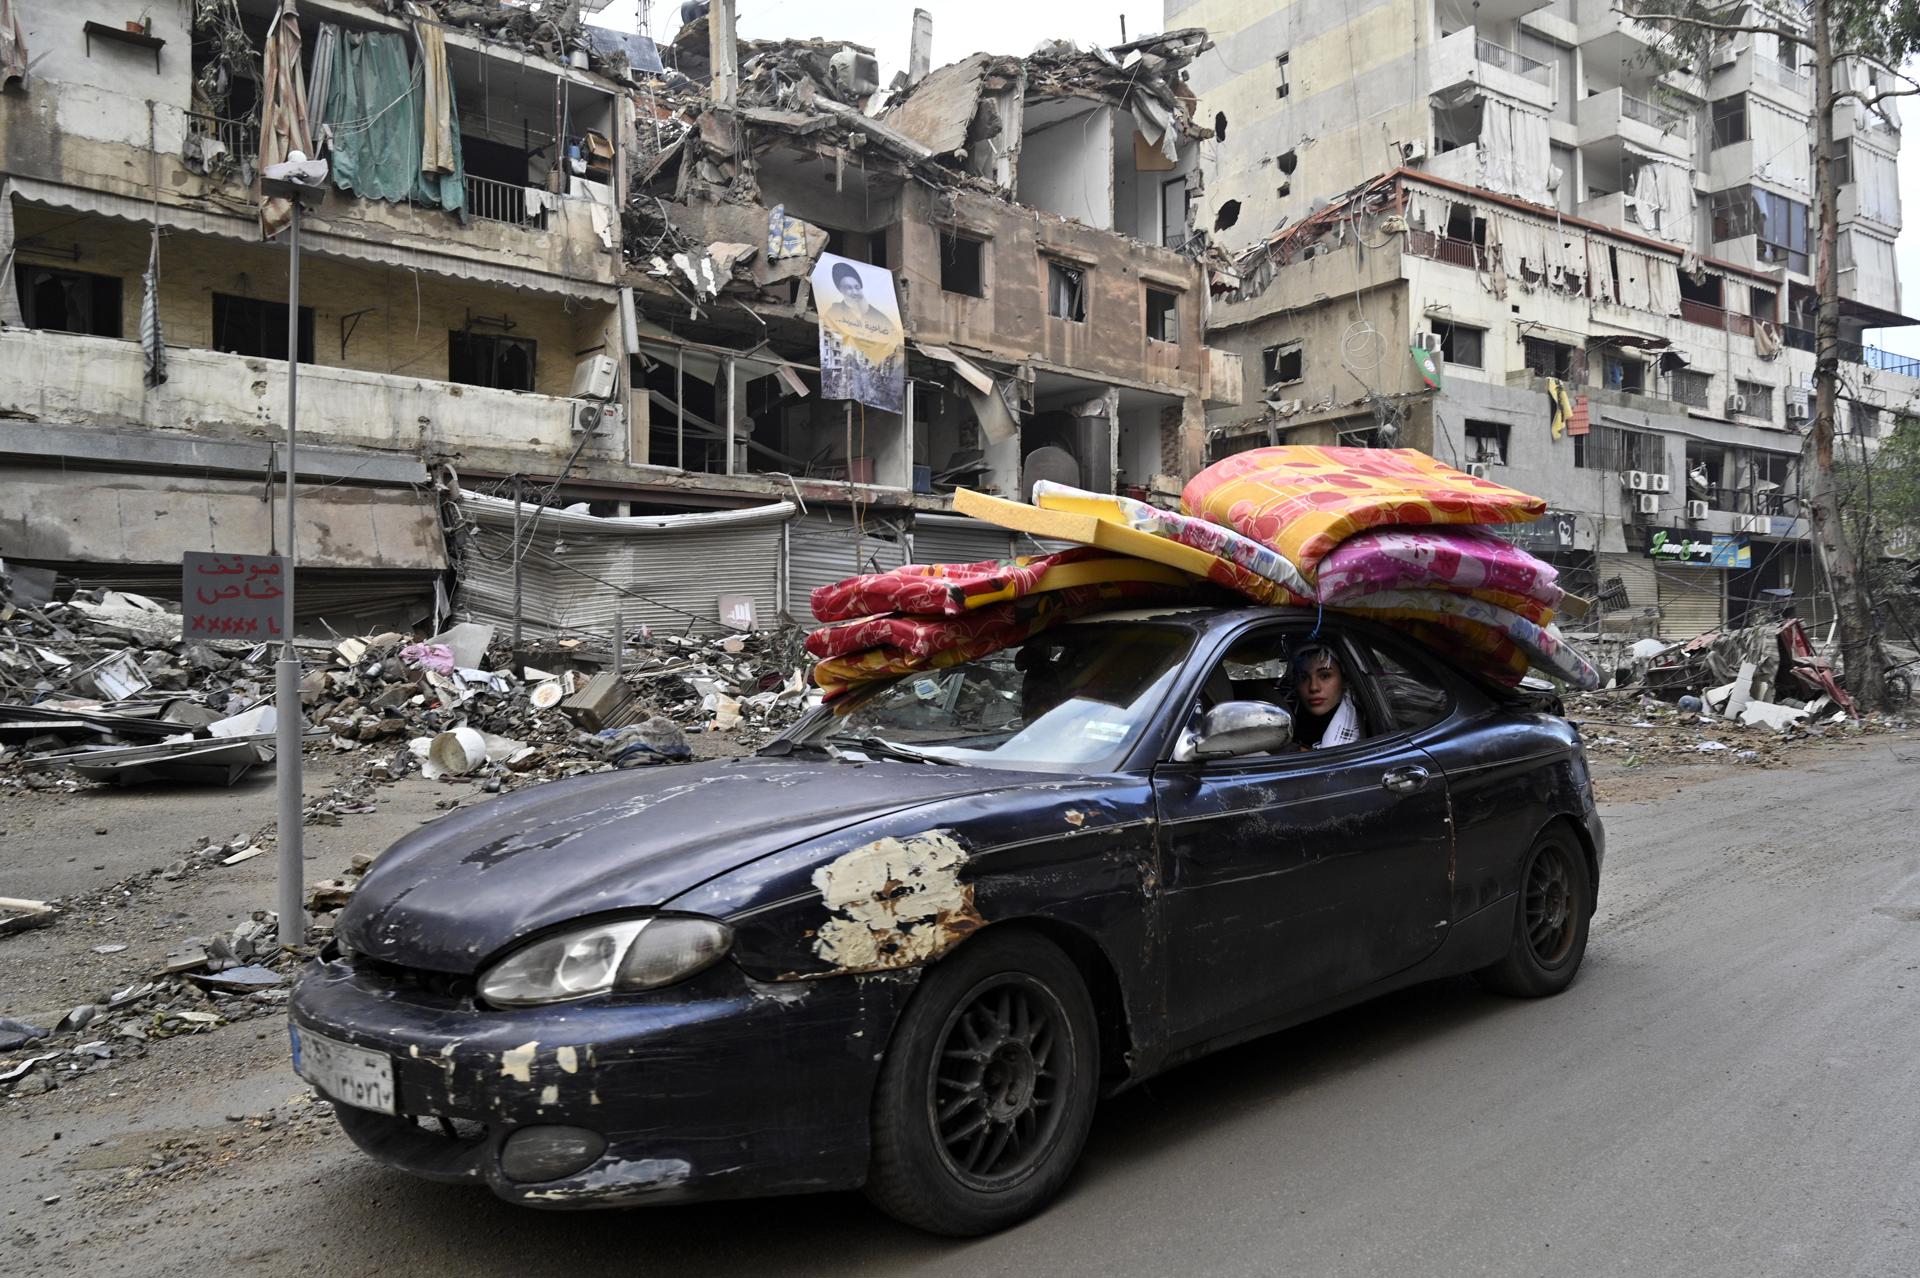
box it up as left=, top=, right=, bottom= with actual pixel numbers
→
left=792, top=622, right=1195, bottom=773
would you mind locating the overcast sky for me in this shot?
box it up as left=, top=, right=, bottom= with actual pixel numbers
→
left=590, top=3, right=1920, bottom=359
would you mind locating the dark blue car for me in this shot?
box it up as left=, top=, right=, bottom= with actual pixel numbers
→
left=289, top=605, right=1603, bottom=1234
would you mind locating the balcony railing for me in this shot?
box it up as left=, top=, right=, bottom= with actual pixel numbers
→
left=464, top=173, right=549, bottom=230
left=1680, top=299, right=1760, bottom=337
left=185, top=112, right=259, bottom=168
left=1621, top=91, right=1692, bottom=140
left=1476, top=37, right=1554, bottom=87
left=1779, top=326, right=1920, bottom=375
left=1753, top=54, right=1812, bottom=97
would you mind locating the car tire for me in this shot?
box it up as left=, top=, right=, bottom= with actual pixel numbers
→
left=1473, top=825, right=1593, bottom=999
left=865, top=930, right=1100, bottom=1236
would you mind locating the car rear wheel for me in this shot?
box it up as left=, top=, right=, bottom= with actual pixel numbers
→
left=866, top=931, right=1099, bottom=1236
left=1474, top=826, right=1592, bottom=998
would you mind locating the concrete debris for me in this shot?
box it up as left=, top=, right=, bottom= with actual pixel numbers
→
left=0, top=897, right=58, bottom=937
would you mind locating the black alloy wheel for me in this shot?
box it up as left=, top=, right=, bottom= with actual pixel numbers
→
left=930, top=976, right=1068, bottom=1190
left=866, top=931, right=1100, bottom=1236
left=1524, top=839, right=1580, bottom=967
left=1474, top=825, right=1593, bottom=998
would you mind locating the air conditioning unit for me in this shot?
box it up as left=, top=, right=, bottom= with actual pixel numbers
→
left=1414, top=329, right=1442, bottom=352
left=1711, top=40, right=1739, bottom=70
left=1786, top=398, right=1811, bottom=423
left=1725, top=392, right=1749, bottom=415
left=1648, top=473, right=1672, bottom=493
left=1686, top=499, right=1710, bottom=521
left=1637, top=493, right=1662, bottom=515
left=572, top=401, right=624, bottom=435
left=1626, top=470, right=1651, bottom=491
left=1398, top=139, right=1428, bottom=163
left=1467, top=462, right=1491, bottom=479
left=571, top=354, right=618, bottom=399
left=1734, top=513, right=1768, bottom=534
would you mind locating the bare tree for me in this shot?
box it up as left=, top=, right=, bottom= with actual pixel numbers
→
left=1626, top=0, right=1920, bottom=709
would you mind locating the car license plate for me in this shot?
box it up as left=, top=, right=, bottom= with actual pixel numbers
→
left=290, top=1024, right=396, bottom=1115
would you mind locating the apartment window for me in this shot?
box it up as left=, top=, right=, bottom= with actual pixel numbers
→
left=1602, top=353, right=1645, bottom=393
left=1145, top=288, right=1180, bottom=343
left=823, top=227, right=886, bottom=268
left=938, top=232, right=985, bottom=297
left=1160, top=177, right=1191, bottom=249
left=1523, top=336, right=1575, bottom=378
left=1274, top=50, right=1290, bottom=99
left=1848, top=400, right=1880, bottom=437
left=1574, top=424, right=1660, bottom=472
left=1262, top=341, right=1304, bottom=387
left=212, top=293, right=314, bottom=363
left=1712, top=187, right=1810, bottom=273
left=1734, top=378, right=1772, bottom=420
left=17, top=265, right=123, bottom=338
left=1435, top=321, right=1484, bottom=368
left=1749, top=286, right=1778, bottom=324
left=1830, top=139, right=1853, bottom=185
left=449, top=331, right=537, bottom=391
left=1046, top=260, right=1087, bottom=322
left=1672, top=368, right=1712, bottom=409
left=1711, top=96, right=1747, bottom=148
left=1465, top=419, right=1511, bottom=466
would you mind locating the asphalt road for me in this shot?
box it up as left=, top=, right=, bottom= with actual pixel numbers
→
left=9, top=738, right=1920, bottom=1277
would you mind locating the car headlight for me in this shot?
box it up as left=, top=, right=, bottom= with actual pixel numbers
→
left=477, top=916, right=732, bottom=1007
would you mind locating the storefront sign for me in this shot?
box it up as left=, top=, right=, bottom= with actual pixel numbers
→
left=1646, top=529, right=1749, bottom=568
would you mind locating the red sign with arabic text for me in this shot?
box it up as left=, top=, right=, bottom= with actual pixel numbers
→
left=183, top=552, right=287, bottom=639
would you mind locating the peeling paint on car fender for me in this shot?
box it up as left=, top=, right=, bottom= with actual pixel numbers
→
left=809, top=830, right=985, bottom=973
left=500, top=1040, right=538, bottom=1083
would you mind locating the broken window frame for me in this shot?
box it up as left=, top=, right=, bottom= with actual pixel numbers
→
left=1464, top=419, right=1511, bottom=466
left=1145, top=288, right=1181, bottom=344
left=1262, top=341, right=1304, bottom=388
left=1160, top=177, right=1191, bottom=250
left=212, top=292, right=314, bottom=364
left=1435, top=321, right=1485, bottom=369
left=16, top=264, right=124, bottom=339
left=1734, top=378, right=1773, bottom=421
left=1046, top=259, right=1088, bottom=324
left=449, top=330, right=538, bottom=393
left=1522, top=336, right=1575, bottom=378
left=938, top=231, right=986, bottom=298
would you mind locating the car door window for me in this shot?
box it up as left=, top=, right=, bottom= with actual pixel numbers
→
left=1351, top=640, right=1453, bottom=734
left=1188, top=626, right=1376, bottom=756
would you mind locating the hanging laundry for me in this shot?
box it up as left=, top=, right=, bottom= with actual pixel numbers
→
left=140, top=234, right=167, bottom=388
left=1545, top=376, right=1572, bottom=440
left=412, top=19, right=465, bottom=214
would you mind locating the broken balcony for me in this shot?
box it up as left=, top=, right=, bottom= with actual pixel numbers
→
left=1577, top=87, right=1694, bottom=165
left=1429, top=28, right=1557, bottom=116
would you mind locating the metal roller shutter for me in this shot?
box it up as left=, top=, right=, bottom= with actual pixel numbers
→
left=911, top=515, right=1015, bottom=566
left=1655, top=568, right=1725, bottom=642
left=455, top=496, right=794, bottom=637
left=786, top=514, right=909, bottom=623
left=1597, top=552, right=1658, bottom=615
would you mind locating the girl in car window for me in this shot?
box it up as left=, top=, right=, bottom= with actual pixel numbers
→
left=1291, top=643, right=1363, bottom=750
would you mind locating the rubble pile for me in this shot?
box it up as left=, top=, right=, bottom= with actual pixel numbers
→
left=2, top=577, right=818, bottom=799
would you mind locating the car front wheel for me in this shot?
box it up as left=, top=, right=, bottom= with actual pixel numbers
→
left=865, top=930, right=1100, bottom=1236
left=1474, top=825, right=1593, bottom=998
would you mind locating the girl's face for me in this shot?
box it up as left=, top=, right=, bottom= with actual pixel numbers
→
left=1298, top=655, right=1344, bottom=715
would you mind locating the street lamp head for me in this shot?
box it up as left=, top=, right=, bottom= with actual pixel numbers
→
left=262, top=155, right=330, bottom=187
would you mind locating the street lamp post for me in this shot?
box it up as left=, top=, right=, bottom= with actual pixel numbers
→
left=260, top=152, right=329, bottom=949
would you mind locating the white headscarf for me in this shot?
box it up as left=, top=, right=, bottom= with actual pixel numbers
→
left=1311, top=693, right=1363, bottom=750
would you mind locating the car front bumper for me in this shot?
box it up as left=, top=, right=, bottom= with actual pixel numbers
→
left=288, top=955, right=913, bottom=1209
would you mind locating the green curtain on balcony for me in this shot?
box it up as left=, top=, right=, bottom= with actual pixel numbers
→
left=317, top=24, right=464, bottom=215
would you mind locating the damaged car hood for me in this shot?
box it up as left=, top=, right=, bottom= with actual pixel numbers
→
left=337, top=756, right=1020, bottom=972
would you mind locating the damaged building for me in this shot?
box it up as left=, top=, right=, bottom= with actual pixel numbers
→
left=0, top=0, right=1238, bottom=637
left=1184, top=0, right=1920, bottom=645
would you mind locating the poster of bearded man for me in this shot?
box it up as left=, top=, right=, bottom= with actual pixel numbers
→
left=810, top=253, right=905, bottom=414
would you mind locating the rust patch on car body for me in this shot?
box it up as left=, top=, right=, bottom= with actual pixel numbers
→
left=809, top=830, right=985, bottom=973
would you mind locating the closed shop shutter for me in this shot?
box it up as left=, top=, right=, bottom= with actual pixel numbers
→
left=911, top=515, right=1014, bottom=566
left=1655, top=567, right=1725, bottom=641
left=455, top=496, right=793, bottom=637
left=1596, top=551, right=1658, bottom=614
left=786, top=514, right=908, bottom=623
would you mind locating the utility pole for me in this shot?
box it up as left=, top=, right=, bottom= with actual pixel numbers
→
left=260, top=151, right=328, bottom=947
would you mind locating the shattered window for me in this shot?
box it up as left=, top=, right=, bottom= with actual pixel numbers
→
left=1465, top=419, right=1510, bottom=466
left=939, top=232, right=985, bottom=297
left=1047, top=261, right=1087, bottom=323
left=212, top=293, right=314, bottom=364
left=1262, top=342, right=1304, bottom=386
left=18, top=266, right=123, bottom=339
left=1735, top=379, right=1772, bottom=420
left=1435, top=321, right=1484, bottom=368
left=1145, top=289, right=1180, bottom=343
left=449, top=331, right=537, bottom=393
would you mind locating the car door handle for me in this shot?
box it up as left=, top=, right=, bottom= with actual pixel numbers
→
left=1381, top=765, right=1431, bottom=794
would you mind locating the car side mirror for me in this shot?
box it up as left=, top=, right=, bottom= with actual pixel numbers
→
left=1179, top=700, right=1294, bottom=761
